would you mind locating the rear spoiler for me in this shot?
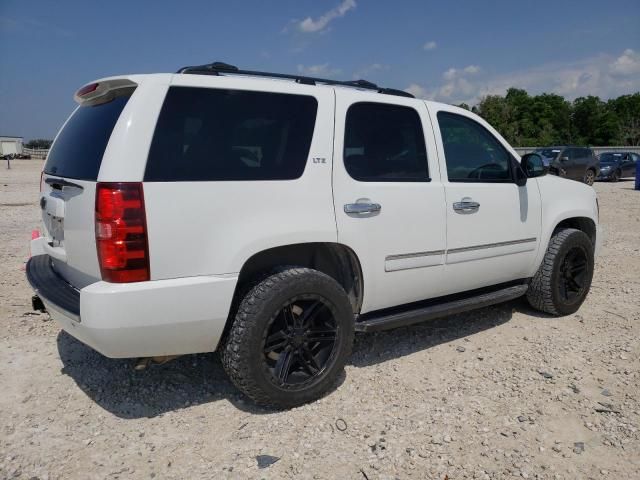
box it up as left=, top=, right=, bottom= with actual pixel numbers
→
left=74, top=78, right=137, bottom=106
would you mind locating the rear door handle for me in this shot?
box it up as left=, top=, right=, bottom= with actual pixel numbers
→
left=453, top=198, right=480, bottom=214
left=344, top=202, right=382, bottom=215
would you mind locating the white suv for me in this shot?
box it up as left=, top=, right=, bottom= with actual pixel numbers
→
left=27, top=62, right=601, bottom=408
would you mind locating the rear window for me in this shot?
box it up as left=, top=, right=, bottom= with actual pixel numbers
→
left=44, top=93, right=133, bottom=180
left=144, top=87, right=318, bottom=181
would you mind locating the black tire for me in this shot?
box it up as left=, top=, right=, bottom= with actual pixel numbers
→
left=611, top=170, right=620, bottom=182
left=526, top=228, right=594, bottom=316
left=221, top=267, right=354, bottom=408
left=584, top=169, right=596, bottom=186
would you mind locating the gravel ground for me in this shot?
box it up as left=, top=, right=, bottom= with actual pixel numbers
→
left=1, top=159, right=639, bottom=480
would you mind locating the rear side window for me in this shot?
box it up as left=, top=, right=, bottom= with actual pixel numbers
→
left=144, top=87, right=318, bottom=181
left=344, top=102, right=428, bottom=182
left=437, top=112, right=511, bottom=182
left=44, top=93, right=133, bottom=180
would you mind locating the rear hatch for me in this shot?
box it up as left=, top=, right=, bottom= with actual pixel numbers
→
left=40, top=80, right=136, bottom=288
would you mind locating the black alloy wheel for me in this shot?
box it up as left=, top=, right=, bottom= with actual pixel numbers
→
left=263, top=295, right=339, bottom=389
left=221, top=267, right=354, bottom=408
left=558, top=246, right=588, bottom=302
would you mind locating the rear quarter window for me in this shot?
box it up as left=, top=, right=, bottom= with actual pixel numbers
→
left=44, top=93, right=133, bottom=180
left=144, top=87, right=318, bottom=181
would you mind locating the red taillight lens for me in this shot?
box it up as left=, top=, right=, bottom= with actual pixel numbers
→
left=95, top=182, right=150, bottom=283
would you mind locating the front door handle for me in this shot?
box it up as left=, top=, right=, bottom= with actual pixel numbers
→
left=453, top=198, right=480, bottom=214
left=344, top=202, right=382, bottom=215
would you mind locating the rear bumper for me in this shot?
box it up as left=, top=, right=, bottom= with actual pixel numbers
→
left=26, top=255, right=237, bottom=358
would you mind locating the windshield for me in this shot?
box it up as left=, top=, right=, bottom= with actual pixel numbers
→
left=599, top=153, right=623, bottom=163
left=536, top=148, right=561, bottom=158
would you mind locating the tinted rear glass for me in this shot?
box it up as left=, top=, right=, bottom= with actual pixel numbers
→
left=144, top=87, right=318, bottom=181
left=344, top=102, right=429, bottom=182
left=44, top=93, right=132, bottom=180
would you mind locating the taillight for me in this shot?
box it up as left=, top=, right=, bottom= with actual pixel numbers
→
left=39, top=171, right=44, bottom=192
left=95, top=182, right=150, bottom=283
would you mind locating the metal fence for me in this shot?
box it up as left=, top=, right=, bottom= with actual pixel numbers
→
left=22, top=147, right=49, bottom=159
left=514, top=146, right=640, bottom=156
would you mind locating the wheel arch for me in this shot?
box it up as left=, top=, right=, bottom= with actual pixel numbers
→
left=231, top=242, right=364, bottom=316
left=553, top=216, right=596, bottom=246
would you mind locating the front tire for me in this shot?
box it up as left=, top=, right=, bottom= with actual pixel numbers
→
left=584, top=169, right=596, bottom=186
left=611, top=170, right=620, bottom=182
left=526, top=228, right=594, bottom=316
left=221, top=267, right=354, bottom=408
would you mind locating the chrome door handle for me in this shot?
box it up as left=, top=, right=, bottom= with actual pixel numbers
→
left=453, top=198, right=480, bottom=214
left=344, top=202, right=382, bottom=215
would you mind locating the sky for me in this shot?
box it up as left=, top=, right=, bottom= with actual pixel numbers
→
left=1, top=0, right=639, bottom=140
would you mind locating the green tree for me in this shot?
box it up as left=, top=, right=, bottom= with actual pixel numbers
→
left=25, top=139, right=53, bottom=149
left=473, top=89, right=638, bottom=147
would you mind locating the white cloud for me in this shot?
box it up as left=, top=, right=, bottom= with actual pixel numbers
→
left=297, top=63, right=342, bottom=77
left=297, top=0, right=356, bottom=33
left=442, top=68, right=457, bottom=81
left=423, top=41, right=437, bottom=51
left=405, top=83, right=430, bottom=99
left=352, top=63, right=388, bottom=79
left=443, top=65, right=480, bottom=81
left=463, top=65, right=481, bottom=75
left=610, top=48, right=640, bottom=76
left=406, top=49, right=640, bottom=105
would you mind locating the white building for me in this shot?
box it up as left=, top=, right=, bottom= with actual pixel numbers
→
left=0, top=136, right=23, bottom=155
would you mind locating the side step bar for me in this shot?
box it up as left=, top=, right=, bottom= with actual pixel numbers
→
left=355, top=284, right=528, bottom=332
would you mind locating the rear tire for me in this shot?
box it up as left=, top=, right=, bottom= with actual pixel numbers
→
left=221, top=267, right=354, bottom=408
left=526, top=228, right=594, bottom=316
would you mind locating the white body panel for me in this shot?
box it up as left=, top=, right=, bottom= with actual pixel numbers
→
left=144, top=74, right=337, bottom=279
left=533, top=173, right=601, bottom=267
left=332, top=89, right=447, bottom=313
left=426, top=103, right=543, bottom=292
left=29, top=73, right=600, bottom=359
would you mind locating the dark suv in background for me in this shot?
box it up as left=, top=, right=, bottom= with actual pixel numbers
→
left=535, top=146, right=600, bottom=185
left=596, top=152, right=639, bottom=182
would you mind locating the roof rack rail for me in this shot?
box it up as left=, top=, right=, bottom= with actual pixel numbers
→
left=176, top=62, right=414, bottom=98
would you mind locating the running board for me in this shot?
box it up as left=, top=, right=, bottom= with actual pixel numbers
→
left=355, top=284, right=529, bottom=332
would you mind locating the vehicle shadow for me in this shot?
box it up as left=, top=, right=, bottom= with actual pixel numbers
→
left=56, top=331, right=287, bottom=418
left=349, top=298, right=523, bottom=368
left=57, top=298, right=526, bottom=419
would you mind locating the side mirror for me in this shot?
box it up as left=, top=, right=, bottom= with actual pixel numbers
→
left=521, top=153, right=549, bottom=178
left=560, top=156, right=569, bottom=162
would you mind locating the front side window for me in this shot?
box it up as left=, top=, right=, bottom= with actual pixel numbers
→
left=344, top=102, right=429, bottom=182
left=145, top=87, right=318, bottom=181
left=437, top=112, right=511, bottom=182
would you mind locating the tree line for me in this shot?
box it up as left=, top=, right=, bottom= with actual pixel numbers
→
left=459, top=89, right=640, bottom=147
left=24, top=139, right=53, bottom=150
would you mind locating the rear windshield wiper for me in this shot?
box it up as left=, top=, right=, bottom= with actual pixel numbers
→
left=45, top=177, right=84, bottom=191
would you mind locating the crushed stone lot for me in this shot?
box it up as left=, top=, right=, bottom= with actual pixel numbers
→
left=1, top=159, right=639, bottom=479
